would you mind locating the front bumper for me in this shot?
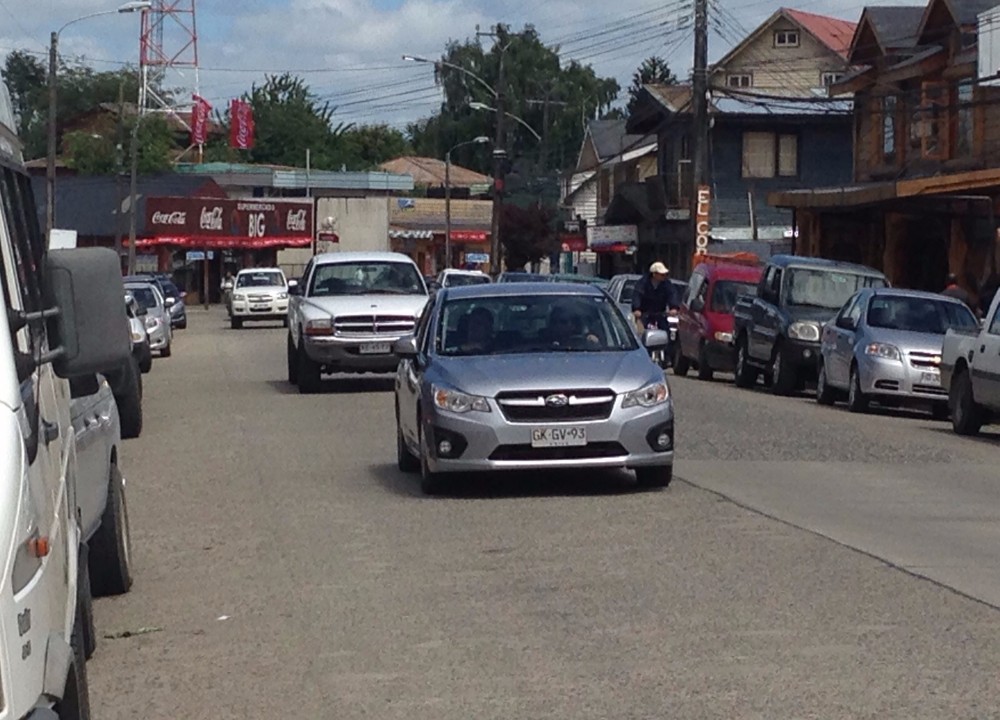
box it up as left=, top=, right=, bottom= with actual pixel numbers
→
left=858, top=355, right=947, bottom=402
left=231, top=298, right=289, bottom=320
left=304, top=335, right=403, bottom=373
left=147, top=326, right=169, bottom=350
left=423, top=400, right=675, bottom=473
left=783, top=338, right=820, bottom=374
left=704, top=339, right=736, bottom=371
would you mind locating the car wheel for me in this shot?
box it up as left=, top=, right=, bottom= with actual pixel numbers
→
left=816, top=361, right=837, bottom=405
left=89, top=464, right=132, bottom=596
left=397, top=418, right=420, bottom=473
left=160, top=339, right=172, bottom=358
left=138, top=350, right=152, bottom=374
left=419, top=421, right=444, bottom=495
left=114, top=360, right=143, bottom=439
left=231, top=317, right=243, bottom=330
left=847, top=364, right=870, bottom=413
left=635, top=465, right=673, bottom=489
left=734, top=336, right=757, bottom=388
left=696, top=343, right=713, bottom=381
left=286, top=335, right=299, bottom=385
left=951, top=369, right=984, bottom=436
left=77, top=545, right=96, bottom=660
left=55, top=613, right=92, bottom=720
left=672, top=343, right=690, bottom=376
left=770, top=344, right=797, bottom=396
left=297, top=344, right=322, bottom=394
left=178, top=320, right=187, bottom=330
left=282, top=316, right=289, bottom=328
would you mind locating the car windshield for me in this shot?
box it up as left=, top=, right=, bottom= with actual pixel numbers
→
left=786, top=268, right=886, bottom=310
left=444, top=274, right=490, bottom=287
left=237, top=271, right=285, bottom=288
left=310, top=261, right=425, bottom=296
left=711, top=281, right=757, bottom=313
left=438, top=294, right=639, bottom=357
left=126, top=285, right=159, bottom=310
left=618, top=279, right=638, bottom=304
left=867, top=296, right=979, bottom=334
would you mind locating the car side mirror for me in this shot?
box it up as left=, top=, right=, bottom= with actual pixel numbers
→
left=44, top=248, right=131, bottom=378
left=393, top=336, right=419, bottom=358
left=288, top=282, right=302, bottom=296
left=69, top=373, right=100, bottom=399
left=836, top=316, right=856, bottom=331
left=164, top=296, right=176, bottom=306
left=642, top=328, right=669, bottom=350
left=287, top=279, right=298, bottom=290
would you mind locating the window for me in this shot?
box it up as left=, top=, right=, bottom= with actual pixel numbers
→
left=917, top=81, right=949, bottom=160
left=881, top=96, right=897, bottom=165
left=786, top=269, right=886, bottom=310
left=774, top=30, right=799, bottom=47
left=727, top=73, right=753, bottom=89
left=956, top=82, right=974, bottom=158
left=821, top=72, right=843, bottom=87
left=710, top=281, right=757, bottom=313
left=741, top=132, right=798, bottom=178
left=684, top=272, right=706, bottom=307
left=309, top=261, right=424, bottom=297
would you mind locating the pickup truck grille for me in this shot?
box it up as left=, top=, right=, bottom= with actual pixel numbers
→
left=908, top=352, right=942, bottom=369
left=496, top=388, right=616, bottom=423
left=334, top=315, right=414, bottom=337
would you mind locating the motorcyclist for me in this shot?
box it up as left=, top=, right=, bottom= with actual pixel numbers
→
left=631, top=261, right=681, bottom=331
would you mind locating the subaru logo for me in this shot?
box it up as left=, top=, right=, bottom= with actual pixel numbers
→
left=545, top=394, right=569, bottom=407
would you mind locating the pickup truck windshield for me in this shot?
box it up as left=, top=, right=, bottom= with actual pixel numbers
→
left=310, top=261, right=425, bottom=296
left=786, top=269, right=885, bottom=310
left=237, top=271, right=285, bottom=288
left=867, top=296, right=978, bottom=334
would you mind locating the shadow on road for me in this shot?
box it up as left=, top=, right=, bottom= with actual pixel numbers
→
left=265, top=377, right=395, bottom=395
left=925, top=427, right=1000, bottom=444
left=370, top=463, right=655, bottom=500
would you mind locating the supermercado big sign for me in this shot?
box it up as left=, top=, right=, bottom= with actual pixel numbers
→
left=142, top=197, right=313, bottom=248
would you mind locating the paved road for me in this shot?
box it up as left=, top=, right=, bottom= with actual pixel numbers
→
left=90, top=308, right=1000, bottom=719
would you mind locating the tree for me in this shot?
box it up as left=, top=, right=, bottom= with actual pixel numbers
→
left=626, top=56, right=677, bottom=117
left=341, top=124, right=410, bottom=168
left=3, top=51, right=46, bottom=141
left=500, top=202, right=558, bottom=270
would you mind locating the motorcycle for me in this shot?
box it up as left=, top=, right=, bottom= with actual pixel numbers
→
left=637, top=311, right=677, bottom=370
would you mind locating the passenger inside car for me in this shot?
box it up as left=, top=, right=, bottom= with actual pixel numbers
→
left=548, top=304, right=600, bottom=348
left=455, top=307, right=495, bottom=354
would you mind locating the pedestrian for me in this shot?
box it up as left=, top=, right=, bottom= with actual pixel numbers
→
left=631, top=261, right=681, bottom=331
left=942, top=273, right=975, bottom=312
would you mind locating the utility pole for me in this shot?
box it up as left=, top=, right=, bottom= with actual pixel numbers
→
left=127, top=111, right=141, bottom=276
left=481, top=24, right=509, bottom=280
left=690, top=0, right=710, bottom=268
left=46, top=31, right=58, bottom=238
left=114, top=81, right=126, bottom=267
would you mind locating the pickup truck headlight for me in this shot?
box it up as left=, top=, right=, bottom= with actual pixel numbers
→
left=433, top=385, right=491, bottom=414
left=622, top=381, right=670, bottom=408
left=277, top=292, right=289, bottom=300
left=233, top=293, right=246, bottom=302
left=865, top=342, right=901, bottom=361
left=304, top=318, right=334, bottom=336
left=714, top=331, right=733, bottom=343
left=788, top=321, right=820, bottom=342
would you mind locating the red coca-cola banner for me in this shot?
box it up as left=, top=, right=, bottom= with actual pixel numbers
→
left=229, top=99, right=254, bottom=150
left=141, top=197, right=312, bottom=249
left=191, top=94, right=211, bottom=146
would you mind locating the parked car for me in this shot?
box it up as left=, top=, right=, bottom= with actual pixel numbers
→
left=70, top=375, right=133, bottom=599
left=818, top=288, right=978, bottom=415
left=124, top=278, right=173, bottom=357
left=942, top=290, right=1000, bottom=435
left=137, top=271, right=187, bottom=329
left=393, top=283, right=675, bottom=495
left=674, top=261, right=763, bottom=380
left=732, top=256, right=887, bottom=395
left=229, top=267, right=290, bottom=329
left=437, top=269, right=491, bottom=288
left=125, top=292, right=153, bottom=373
left=287, top=252, right=429, bottom=393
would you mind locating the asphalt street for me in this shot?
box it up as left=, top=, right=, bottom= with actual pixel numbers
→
left=90, top=307, right=1000, bottom=719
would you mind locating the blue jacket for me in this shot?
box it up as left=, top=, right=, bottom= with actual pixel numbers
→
left=631, top=274, right=681, bottom=315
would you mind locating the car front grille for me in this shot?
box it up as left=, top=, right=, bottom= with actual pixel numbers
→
left=495, top=388, right=616, bottom=423
left=489, top=442, right=627, bottom=462
left=248, top=293, right=273, bottom=302
left=908, top=352, right=941, bottom=369
left=334, top=315, right=415, bottom=337
left=913, top=384, right=947, bottom=396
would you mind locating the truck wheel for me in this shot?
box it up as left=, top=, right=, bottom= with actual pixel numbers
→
left=231, top=317, right=243, bottom=330
left=951, top=370, right=984, bottom=436
left=734, top=336, right=757, bottom=388
left=672, top=343, right=690, bottom=376
left=89, top=464, right=132, bottom=596
left=114, top=360, right=143, bottom=439
left=697, top=343, right=713, bottom=381
left=56, top=615, right=92, bottom=720
left=847, top=364, right=870, bottom=413
left=635, top=465, right=673, bottom=489
left=297, top=345, right=322, bottom=394
left=286, top=335, right=299, bottom=385
left=816, top=361, right=837, bottom=405
left=770, top=345, right=797, bottom=396
left=77, top=545, right=97, bottom=659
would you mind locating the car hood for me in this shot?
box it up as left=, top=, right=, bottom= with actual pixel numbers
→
left=863, top=327, right=945, bottom=355
left=234, top=285, right=286, bottom=295
left=431, top=350, right=660, bottom=397
left=787, top=305, right=839, bottom=324
left=303, top=294, right=427, bottom=317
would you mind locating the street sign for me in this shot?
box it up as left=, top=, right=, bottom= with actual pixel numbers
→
left=186, top=251, right=215, bottom=262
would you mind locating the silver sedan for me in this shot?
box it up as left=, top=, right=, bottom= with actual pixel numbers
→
left=817, top=288, right=979, bottom=415
left=394, top=283, right=675, bottom=495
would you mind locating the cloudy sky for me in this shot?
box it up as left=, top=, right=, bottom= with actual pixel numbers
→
left=5, top=0, right=912, bottom=128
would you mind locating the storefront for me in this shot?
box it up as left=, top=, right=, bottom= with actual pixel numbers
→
left=588, top=224, right=638, bottom=277
left=137, top=196, right=313, bottom=303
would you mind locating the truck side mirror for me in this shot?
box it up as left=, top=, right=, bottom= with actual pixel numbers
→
left=44, top=248, right=132, bottom=379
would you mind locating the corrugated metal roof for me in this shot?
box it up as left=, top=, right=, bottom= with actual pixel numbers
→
left=784, top=8, right=858, bottom=59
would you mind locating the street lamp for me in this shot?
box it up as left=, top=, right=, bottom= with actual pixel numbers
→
left=401, top=55, right=497, bottom=98
left=469, top=102, right=542, bottom=142
left=445, top=136, right=490, bottom=270
left=47, top=0, right=152, bottom=239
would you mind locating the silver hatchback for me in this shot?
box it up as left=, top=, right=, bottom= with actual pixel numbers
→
left=394, top=283, right=675, bottom=494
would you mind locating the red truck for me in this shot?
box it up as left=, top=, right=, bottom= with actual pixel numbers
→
left=673, top=258, right=763, bottom=380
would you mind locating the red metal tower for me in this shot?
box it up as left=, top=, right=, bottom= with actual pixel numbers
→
left=138, top=0, right=199, bottom=132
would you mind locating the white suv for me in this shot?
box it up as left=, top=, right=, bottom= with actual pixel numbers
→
left=229, top=267, right=290, bottom=329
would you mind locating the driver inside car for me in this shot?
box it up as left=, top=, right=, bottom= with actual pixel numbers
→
left=548, top=304, right=600, bottom=348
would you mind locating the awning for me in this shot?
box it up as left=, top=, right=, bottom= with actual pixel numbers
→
left=133, top=235, right=312, bottom=249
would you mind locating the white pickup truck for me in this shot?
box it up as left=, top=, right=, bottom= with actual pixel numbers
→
left=941, top=292, right=1000, bottom=435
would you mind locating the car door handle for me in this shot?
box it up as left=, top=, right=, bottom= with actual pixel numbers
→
left=42, top=419, right=59, bottom=445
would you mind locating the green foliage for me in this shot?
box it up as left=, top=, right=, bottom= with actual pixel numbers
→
left=3, top=51, right=45, bottom=143
left=626, top=56, right=677, bottom=117
left=501, top=202, right=558, bottom=270
left=341, top=124, right=411, bottom=168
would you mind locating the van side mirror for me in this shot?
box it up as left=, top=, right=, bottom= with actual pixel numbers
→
left=44, top=248, right=131, bottom=378
left=69, top=374, right=100, bottom=399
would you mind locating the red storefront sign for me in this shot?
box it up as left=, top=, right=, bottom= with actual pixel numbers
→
left=560, top=234, right=587, bottom=252
left=139, top=197, right=313, bottom=249
left=448, top=230, right=489, bottom=242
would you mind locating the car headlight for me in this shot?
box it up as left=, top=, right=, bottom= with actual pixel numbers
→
left=432, top=385, right=491, bottom=413
left=233, top=293, right=246, bottom=302
left=788, top=321, right=820, bottom=342
left=130, top=329, right=145, bottom=343
left=714, top=331, right=733, bottom=343
left=865, top=342, right=901, bottom=361
left=277, top=292, right=289, bottom=300
left=622, top=381, right=670, bottom=408
left=304, top=318, right=334, bottom=336
left=144, top=316, right=160, bottom=330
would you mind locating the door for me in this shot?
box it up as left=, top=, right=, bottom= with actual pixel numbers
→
left=680, top=272, right=708, bottom=359
left=974, top=306, right=1000, bottom=407
left=750, top=266, right=782, bottom=360
left=827, top=294, right=863, bottom=387
left=397, top=299, right=434, bottom=448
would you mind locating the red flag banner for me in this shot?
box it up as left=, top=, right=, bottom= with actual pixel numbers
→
left=191, top=94, right=211, bottom=145
left=229, top=99, right=255, bottom=150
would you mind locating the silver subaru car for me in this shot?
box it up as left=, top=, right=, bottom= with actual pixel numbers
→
left=393, top=283, right=675, bottom=494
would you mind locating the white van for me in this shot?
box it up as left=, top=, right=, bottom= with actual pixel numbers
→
left=0, top=82, right=131, bottom=718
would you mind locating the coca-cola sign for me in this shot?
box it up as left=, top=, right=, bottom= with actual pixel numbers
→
left=200, top=206, right=223, bottom=231
left=151, top=211, right=187, bottom=226
left=143, top=197, right=313, bottom=249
